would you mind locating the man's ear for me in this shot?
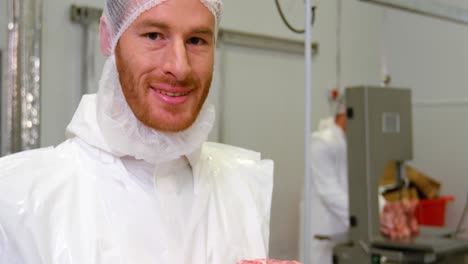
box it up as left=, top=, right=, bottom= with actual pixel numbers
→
left=100, top=16, right=112, bottom=57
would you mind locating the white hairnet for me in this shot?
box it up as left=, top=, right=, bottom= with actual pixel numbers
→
left=104, top=0, right=223, bottom=54
left=329, top=95, right=346, bottom=116
left=335, top=98, right=346, bottom=115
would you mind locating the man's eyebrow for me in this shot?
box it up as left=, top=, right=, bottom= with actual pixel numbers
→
left=136, top=20, right=214, bottom=36
left=192, top=27, right=214, bottom=37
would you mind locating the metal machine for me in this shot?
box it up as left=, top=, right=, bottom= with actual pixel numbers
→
left=333, top=86, right=468, bottom=264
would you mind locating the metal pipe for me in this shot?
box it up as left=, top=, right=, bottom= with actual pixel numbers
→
left=70, top=5, right=102, bottom=96
left=0, top=50, right=3, bottom=153
left=5, top=0, right=19, bottom=155
left=336, top=0, right=342, bottom=93
left=4, top=0, right=42, bottom=155
left=360, top=0, right=468, bottom=26
left=82, top=24, right=90, bottom=95
left=218, top=29, right=319, bottom=55
left=82, top=23, right=98, bottom=95
left=302, top=1, right=313, bottom=263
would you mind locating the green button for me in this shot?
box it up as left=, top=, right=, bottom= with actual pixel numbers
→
left=372, top=255, right=380, bottom=264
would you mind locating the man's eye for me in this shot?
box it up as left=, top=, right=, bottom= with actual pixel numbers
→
left=188, top=37, right=206, bottom=45
left=146, top=32, right=161, bottom=40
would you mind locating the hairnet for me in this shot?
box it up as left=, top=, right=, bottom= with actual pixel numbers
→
left=335, top=97, right=346, bottom=115
left=329, top=95, right=346, bottom=116
left=104, top=0, right=223, bottom=54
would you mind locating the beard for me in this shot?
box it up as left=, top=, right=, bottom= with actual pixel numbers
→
left=96, top=55, right=215, bottom=164
left=115, top=49, right=212, bottom=132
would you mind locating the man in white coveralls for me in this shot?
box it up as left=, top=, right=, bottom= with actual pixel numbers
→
left=309, top=99, right=348, bottom=264
left=0, top=0, right=274, bottom=263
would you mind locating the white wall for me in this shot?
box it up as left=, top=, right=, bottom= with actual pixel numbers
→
left=221, top=0, right=305, bottom=42
left=41, top=0, right=105, bottom=147
left=219, top=43, right=306, bottom=260
left=384, top=7, right=468, bottom=238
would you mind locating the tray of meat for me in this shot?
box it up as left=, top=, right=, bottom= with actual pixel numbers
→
left=238, top=259, right=302, bottom=264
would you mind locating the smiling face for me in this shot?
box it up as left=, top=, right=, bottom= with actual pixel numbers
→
left=114, top=0, right=215, bottom=132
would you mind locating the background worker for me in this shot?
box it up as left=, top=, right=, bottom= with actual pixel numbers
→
left=309, top=97, right=348, bottom=264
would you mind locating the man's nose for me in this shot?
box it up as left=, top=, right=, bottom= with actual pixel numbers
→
left=162, top=38, right=192, bottom=81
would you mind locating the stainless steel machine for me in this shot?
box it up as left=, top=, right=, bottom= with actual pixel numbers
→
left=333, top=86, right=468, bottom=264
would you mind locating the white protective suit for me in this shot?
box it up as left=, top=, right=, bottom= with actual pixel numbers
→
left=309, top=117, right=349, bottom=264
left=0, top=35, right=274, bottom=264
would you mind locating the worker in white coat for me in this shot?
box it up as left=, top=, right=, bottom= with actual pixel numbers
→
left=0, top=0, right=274, bottom=263
left=309, top=99, right=349, bottom=264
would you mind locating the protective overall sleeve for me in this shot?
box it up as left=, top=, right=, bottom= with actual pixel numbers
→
left=310, top=139, right=348, bottom=227
left=0, top=194, right=25, bottom=264
left=0, top=226, right=23, bottom=264
left=0, top=223, right=6, bottom=261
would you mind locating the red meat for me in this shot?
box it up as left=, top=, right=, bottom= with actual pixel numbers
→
left=380, top=198, right=420, bottom=241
